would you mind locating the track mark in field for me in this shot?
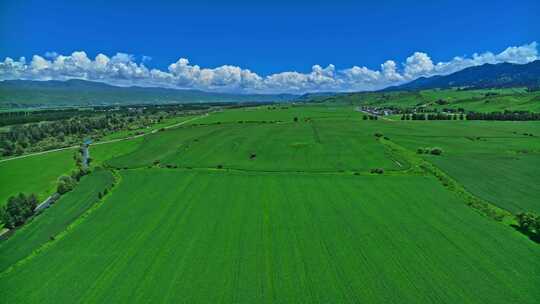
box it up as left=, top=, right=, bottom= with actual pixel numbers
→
left=310, top=122, right=322, bottom=144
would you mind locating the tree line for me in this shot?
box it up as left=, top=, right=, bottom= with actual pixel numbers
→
left=401, top=113, right=465, bottom=120
left=466, top=111, right=540, bottom=121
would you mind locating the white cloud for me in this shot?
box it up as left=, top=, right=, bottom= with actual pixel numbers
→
left=404, top=52, right=434, bottom=78
left=0, top=42, right=537, bottom=94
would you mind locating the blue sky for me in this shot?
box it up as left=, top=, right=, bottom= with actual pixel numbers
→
left=0, top=0, right=538, bottom=93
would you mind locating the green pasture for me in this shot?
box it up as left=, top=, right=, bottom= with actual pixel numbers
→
left=106, top=120, right=402, bottom=172
left=195, top=104, right=357, bottom=124
left=1, top=169, right=538, bottom=303
left=0, top=169, right=114, bottom=272
left=0, top=149, right=76, bottom=206
left=368, top=120, right=540, bottom=213
left=324, top=88, right=540, bottom=112
left=99, top=115, right=195, bottom=141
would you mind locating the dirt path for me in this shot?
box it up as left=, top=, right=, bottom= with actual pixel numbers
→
left=0, top=114, right=206, bottom=164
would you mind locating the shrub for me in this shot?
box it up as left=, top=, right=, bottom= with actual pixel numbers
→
left=417, top=148, right=424, bottom=154
left=374, top=132, right=383, bottom=138
left=57, top=175, right=76, bottom=194
left=516, top=212, right=538, bottom=234
left=430, top=147, right=443, bottom=155
left=370, top=168, right=384, bottom=174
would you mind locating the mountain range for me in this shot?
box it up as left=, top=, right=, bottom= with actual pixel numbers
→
left=1, top=60, right=539, bottom=108
left=383, top=60, right=540, bottom=91
left=0, top=79, right=297, bottom=108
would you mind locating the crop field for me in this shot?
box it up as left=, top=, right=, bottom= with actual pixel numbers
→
left=0, top=149, right=76, bottom=206
left=194, top=105, right=357, bottom=124
left=90, top=136, right=145, bottom=165
left=1, top=104, right=539, bottom=303
left=1, top=169, right=538, bottom=303
left=323, top=88, right=540, bottom=112
left=99, top=115, right=196, bottom=141
left=0, top=169, right=114, bottom=272
left=365, top=120, right=540, bottom=213
left=106, top=120, right=402, bottom=172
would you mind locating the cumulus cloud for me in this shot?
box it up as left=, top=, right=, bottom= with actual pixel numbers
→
left=0, top=42, right=537, bottom=94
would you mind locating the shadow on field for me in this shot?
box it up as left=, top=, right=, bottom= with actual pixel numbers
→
left=512, top=225, right=540, bottom=244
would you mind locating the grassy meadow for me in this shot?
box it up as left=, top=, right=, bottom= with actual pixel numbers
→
left=0, top=169, right=114, bottom=272
left=321, top=88, right=540, bottom=112
left=0, top=149, right=76, bottom=206
left=0, top=103, right=539, bottom=303
left=1, top=169, right=538, bottom=303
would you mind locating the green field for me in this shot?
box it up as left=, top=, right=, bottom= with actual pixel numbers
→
left=1, top=169, right=538, bottom=303
left=0, top=169, right=114, bottom=272
left=320, top=88, right=540, bottom=112
left=0, top=149, right=76, bottom=206
left=364, top=120, right=540, bottom=213
left=106, top=120, right=402, bottom=172
left=1, top=104, right=539, bottom=303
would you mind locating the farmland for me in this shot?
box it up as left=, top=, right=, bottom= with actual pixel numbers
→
left=0, top=149, right=76, bottom=206
left=318, top=88, right=540, bottom=113
left=0, top=169, right=114, bottom=272
left=1, top=169, right=539, bottom=303
left=0, top=104, right=539, bottom=303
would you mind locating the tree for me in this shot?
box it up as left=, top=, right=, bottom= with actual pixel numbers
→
left=57, top=175, right=76, bottom=194
left=516, top=212, right=538, bottom=234
left=430, top=147, right=443, bottom=155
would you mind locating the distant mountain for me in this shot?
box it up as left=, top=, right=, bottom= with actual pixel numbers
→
left=295, top=92, right=344, bottom=102
left=0, top=79, right=297, bottom=108
left=383, top=60, right=540, bottom=91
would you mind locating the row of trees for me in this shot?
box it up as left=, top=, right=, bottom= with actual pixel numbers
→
left=466, top=111, right=540, bottom=121
left=0, top=193, right=38, bottom=229
left=403, top=113, right=465, bottom=120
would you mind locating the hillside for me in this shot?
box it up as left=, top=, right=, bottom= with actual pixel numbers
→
left=310, top=88, right=540, bottom=112
left=0, top=79, right=297, bottom=108
left=384, top=60, right=540, bottom=91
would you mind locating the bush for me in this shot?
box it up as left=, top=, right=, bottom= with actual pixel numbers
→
left=57, top=175, right=76, bottom=194
left=430, top=147, right=443, bottom=155
left=516, top=212, right=539, bottom=235
left=370, top=168, right=384, bottom=174
left=417, top=148, right=424, bottom=154
left=374, top=132, right=383, bottom=138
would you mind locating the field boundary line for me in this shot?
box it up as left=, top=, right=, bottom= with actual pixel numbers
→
left=379, top=138, right=515, bottom=225
left=0, top=169, right=122, bottom=277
